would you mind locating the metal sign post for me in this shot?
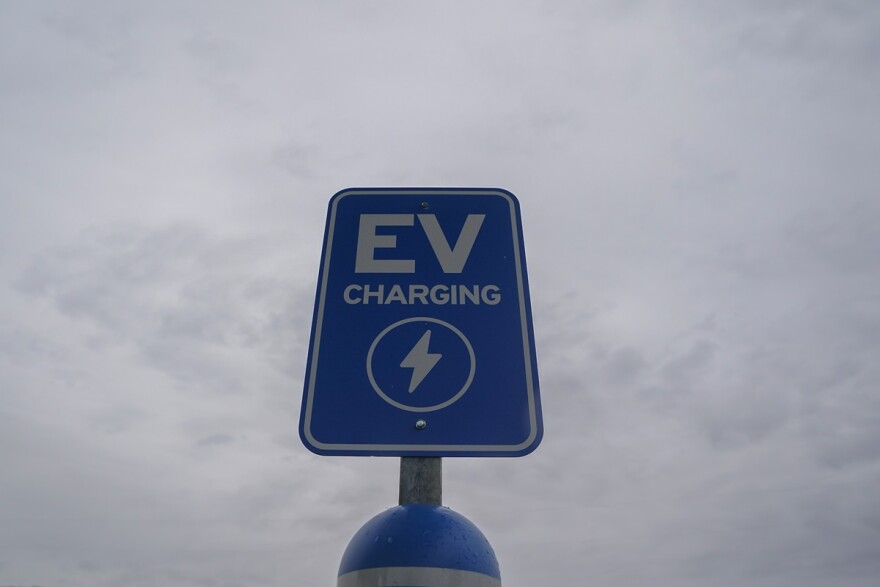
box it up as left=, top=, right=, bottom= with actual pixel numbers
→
left=399, top=456, right=441, bottom=505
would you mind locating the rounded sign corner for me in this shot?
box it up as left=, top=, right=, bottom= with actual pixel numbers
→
left=488, top=187, right=518, bottom=203
left=328, top=188, right=360, bottom=206
left=514, top=425, right=544, bottom=457
left=298, top=430, right=318, bottom=455
left=298, top=420, right=332, bottom=456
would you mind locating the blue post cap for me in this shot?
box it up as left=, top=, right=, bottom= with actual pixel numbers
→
left=338, top=504, right=501, bottom=587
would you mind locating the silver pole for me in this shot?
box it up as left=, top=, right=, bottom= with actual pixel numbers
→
left=399, top=457, right=442, bottom=505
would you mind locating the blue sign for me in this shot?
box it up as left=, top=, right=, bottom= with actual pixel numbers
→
left=299, top=188, right=542, bottom=456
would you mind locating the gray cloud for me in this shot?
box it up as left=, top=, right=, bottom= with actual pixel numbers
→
left=2, top=1, right=879, bottom=587
left=15, top=223, right=312, bottom=389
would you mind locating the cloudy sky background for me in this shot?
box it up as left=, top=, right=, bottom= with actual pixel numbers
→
left=2, top=1, right=879, bottom=586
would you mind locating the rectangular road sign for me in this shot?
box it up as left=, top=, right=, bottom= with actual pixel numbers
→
left=299, top=188, right=542, bottom=456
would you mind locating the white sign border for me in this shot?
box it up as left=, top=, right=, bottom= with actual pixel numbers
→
left=301, top=188, right=539, bottom=454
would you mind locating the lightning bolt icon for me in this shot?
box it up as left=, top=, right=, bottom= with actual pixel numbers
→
left=400, top=330, right=442, bottom=393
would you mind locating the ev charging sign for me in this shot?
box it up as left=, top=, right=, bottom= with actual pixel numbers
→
left=299, top=188, right=542, bottom=457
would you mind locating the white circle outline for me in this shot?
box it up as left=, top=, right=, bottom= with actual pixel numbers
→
left=366, top=317, right=476, bottom=413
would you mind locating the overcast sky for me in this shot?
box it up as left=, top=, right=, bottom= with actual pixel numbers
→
left=2, top=1, right=879, bottom=586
